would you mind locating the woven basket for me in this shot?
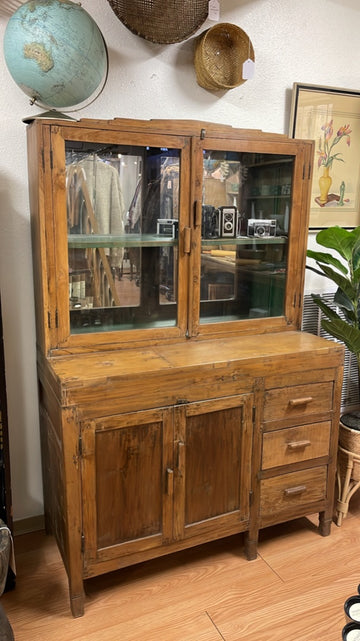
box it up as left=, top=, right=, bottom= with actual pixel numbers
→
left=339, top=420, right=360, bottom=481
left=107, top=0, right=209, bottom=44
left=194, top=23, right=254, bottom=91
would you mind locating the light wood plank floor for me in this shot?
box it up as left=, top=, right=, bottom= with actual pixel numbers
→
left=2, top=495, right=360, bottom=641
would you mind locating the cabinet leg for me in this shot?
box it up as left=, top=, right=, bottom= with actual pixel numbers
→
left=244, top=532, right=258, bottom=560
left=69, top=583, right=85, bottom=618
left=319, top=511, right=331, bottom=537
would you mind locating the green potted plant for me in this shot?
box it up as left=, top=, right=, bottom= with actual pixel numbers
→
left=306, top=225, right=360, bottom=524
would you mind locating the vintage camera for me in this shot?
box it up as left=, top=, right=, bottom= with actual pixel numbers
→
left=218, top=206, right=239, bottom=238
left=157, top=218, right=178, bottom=238
left=247, top=219, right=276, bottom=238
left=202, top=205, right=219, bottom=239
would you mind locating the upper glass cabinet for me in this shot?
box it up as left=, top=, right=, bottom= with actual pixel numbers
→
left=26, top=118, right=313, bottom=353
left=65, top=141, right=180, bottom=334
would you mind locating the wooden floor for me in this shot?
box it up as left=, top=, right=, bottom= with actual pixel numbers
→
left=2, top=495, right=360, bottom=641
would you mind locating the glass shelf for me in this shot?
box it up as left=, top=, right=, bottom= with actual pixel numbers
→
left=68, top=234, right=178, bottom=249
left=201, top=236, right=287, bottom=247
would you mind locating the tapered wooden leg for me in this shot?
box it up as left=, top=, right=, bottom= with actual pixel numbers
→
left=319, top=511, right=331, bottom=537
left=244, top=531, right=258, bottom=560
left=69, top=583, right=85, bottom=618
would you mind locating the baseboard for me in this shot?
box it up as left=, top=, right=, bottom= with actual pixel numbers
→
left=13, top=515, right=45, bottom=536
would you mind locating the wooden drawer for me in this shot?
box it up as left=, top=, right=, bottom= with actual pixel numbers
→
left=262, top=421, right=331, bottom=470
left=263, top=382, right=333, bottom=424
left=260, top=467, right=327, bottom=515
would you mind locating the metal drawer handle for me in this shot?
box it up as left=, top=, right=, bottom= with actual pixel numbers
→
left=287, top=440, right=311, bottom=450
left=284, top=485, right=307, bottom=496
left=289, top=397, right=313, bottom=407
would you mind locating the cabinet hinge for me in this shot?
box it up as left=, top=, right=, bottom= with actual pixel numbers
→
left=308, top=161, right=312, bottom=180
left=55, top=308, right=59, bottom=328
left=81, top=533, right=85, bottom=554
left=252, top=406, right=256, bottom=423
left=292, top=293, right=302, bottom=309
left=50, top=149, right=53, bottom=170
left=249, top=490, right=253, bottom=507
left=47, top=311, right=51, bottom=328
left=78, top=435, right=83, bottom=457
left=41, top=149, right=45, bottom=171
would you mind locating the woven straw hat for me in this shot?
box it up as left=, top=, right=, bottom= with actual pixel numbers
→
left=194, top=23, right=255, bottom=90
left=107, top=0, right=209, bottom=44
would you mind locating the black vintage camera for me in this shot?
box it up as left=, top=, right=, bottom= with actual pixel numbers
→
left=157, top=218, right=178, bottom=238
left=201, top=205, right=219, bottom=238
left=247, top=219, right=276, bottom=237
left=218, top=206, right=238, bottom=238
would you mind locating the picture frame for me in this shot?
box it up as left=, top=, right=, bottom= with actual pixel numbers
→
left=289, top=83, right=360, bottom=229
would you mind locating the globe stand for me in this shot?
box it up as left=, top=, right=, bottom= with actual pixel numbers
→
left=22, top=109, right=77, bottom=124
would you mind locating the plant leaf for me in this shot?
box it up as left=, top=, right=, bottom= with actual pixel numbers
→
left=306, top=249, right=348, bottom=274
left=321, top=317, right=360, bottom=355
left=315, top=264, right=357, bottom=301
left=316, top=226, right=356, bottom=262
left=311, top=294, right=343, bottom=322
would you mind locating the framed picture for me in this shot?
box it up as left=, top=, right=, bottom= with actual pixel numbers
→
left=289, top=83, right=360, bottom=229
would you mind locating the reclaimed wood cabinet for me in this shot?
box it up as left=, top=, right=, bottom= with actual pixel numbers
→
left=26, top=117, right=344, bottom=617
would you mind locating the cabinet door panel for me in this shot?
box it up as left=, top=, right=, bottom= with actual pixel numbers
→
left=81, top=408, right=173, bottom=565
left=174, top=395, right=252, bottom=540
left=96, top=423, right=162, bottom=545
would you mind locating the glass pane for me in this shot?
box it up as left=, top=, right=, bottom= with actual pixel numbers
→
left=200, top=150, right=294, bottom=323
left=65, top=142, right=180, bottom=333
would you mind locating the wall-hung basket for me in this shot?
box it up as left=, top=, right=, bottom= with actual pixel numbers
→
left=194, top=22, right=255, bottom=91
left=107, top=0, right=209, bottom=44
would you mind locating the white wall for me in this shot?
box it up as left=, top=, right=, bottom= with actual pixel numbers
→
left=0, top=0, right=359, bottom=524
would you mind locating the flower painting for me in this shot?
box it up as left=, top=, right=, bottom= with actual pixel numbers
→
left=290, top=83, right=360, bottom=228
left=315, top=120, right=352, bottom=207
left=317, top=121, right=351, bottom=169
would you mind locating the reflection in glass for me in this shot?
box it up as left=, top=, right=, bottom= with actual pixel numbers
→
left=65, top=142, right=180, bottom=333
left=200, top=150, right=294, bottom=323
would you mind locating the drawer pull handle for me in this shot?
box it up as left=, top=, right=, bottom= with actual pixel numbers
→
left=287, top=440, right=311, bottom=450
left=289, top=397, right=313, bottom=407
left=284, top=485, right=307, bottom=496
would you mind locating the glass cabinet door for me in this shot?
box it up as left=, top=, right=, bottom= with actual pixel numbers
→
left=65, top=140, right=181, bottom=333
left=199, top=148, right=295, bottom=324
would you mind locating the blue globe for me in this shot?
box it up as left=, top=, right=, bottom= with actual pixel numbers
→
left=3, top=0, right=107, bottom=109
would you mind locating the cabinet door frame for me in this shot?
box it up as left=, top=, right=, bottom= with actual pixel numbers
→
left=80, top=406, right=174, bottom=572
left=46, top=124, right=192, bottom=352
left=173, top=394, right=253, bottom=541
left=189, top=136, right=313, bottom=338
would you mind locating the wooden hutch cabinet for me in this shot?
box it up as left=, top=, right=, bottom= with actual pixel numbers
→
left=26, top=117, right=344, bottom=617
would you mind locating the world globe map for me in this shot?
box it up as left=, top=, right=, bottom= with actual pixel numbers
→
left=3, top=0, right=107, bottom=109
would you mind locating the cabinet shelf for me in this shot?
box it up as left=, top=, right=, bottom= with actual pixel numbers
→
left=201, top=236, right=287, bottom=247
left=68, top=234, right=177, bottom=249
left=248, top=194, right=291, bottom=200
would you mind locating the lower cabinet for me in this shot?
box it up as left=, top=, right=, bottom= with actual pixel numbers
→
left=38, top=332, right=344, bottom=617
left=81, top=395, right=253, bottom=577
